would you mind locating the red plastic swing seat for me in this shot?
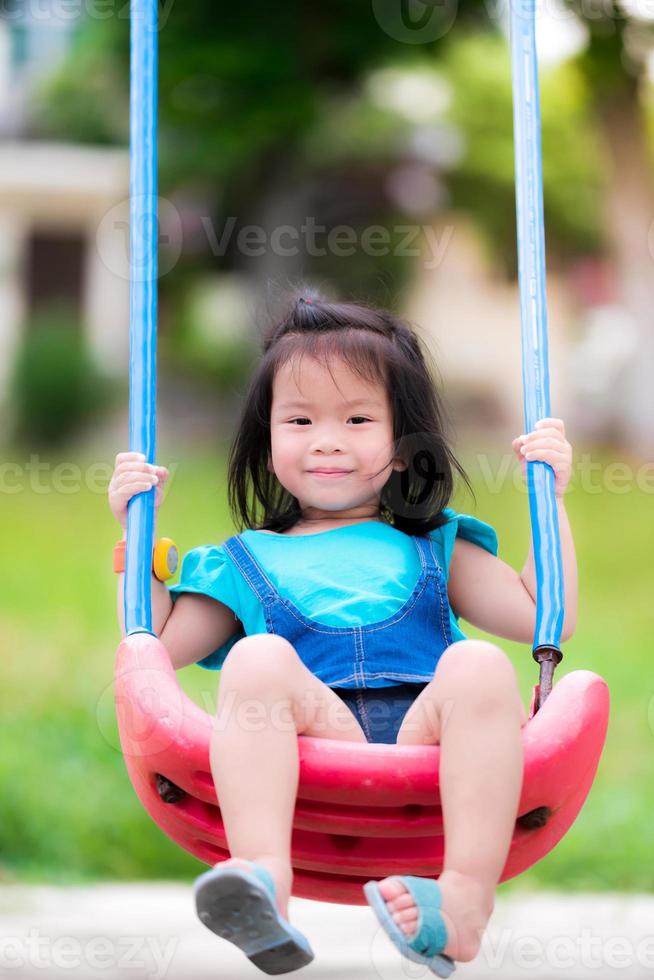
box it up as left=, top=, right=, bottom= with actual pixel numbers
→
left=115, top=631, right=609, bottom=906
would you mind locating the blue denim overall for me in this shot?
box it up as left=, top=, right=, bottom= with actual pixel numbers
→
left=222, top=531, right=454, bottom=744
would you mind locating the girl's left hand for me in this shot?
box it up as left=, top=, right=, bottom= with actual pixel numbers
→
left=512, top=418, right=572, bottom=498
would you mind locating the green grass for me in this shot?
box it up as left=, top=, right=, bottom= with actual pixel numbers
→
left=1, top=442, right=652, bottom=891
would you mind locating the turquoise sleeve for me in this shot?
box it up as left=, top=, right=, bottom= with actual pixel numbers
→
left=167, top=545, right=245, bottom=670
left=440, top=507, right=499, bottom=576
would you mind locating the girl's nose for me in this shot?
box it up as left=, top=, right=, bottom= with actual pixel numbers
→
left=310, top=434, right=346, bottom=452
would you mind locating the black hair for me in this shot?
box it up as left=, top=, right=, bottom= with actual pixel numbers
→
left=227, top=288, right=475, bottom=536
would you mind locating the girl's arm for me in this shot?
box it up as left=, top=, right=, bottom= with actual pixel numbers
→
left=117, top=565, right=242, bottom=671
left=447, top=497, right=577, bottom=645
left=110, top=452, right=241, bottom=670
left=159, top=593, right=242, bottom=671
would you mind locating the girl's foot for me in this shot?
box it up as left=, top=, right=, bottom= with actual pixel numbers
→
left=217, top=857, right=294, bottom=920
left=374, top=869, right=494, bottom=962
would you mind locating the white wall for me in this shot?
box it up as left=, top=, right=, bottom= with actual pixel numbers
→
left=0, top=142, right=130, bottom=427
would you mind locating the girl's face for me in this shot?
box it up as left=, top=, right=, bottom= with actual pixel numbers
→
left=268, top=354, right=406, bottom=522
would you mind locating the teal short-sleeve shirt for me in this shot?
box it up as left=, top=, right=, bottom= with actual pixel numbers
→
left=167, top=507, right=498, bottom=680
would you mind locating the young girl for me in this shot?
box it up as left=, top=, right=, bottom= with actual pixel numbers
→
left=110, top=290, right=576, bottom=977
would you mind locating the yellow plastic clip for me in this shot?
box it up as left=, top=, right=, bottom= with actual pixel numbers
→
left=153, top=537, right=179, bottom=582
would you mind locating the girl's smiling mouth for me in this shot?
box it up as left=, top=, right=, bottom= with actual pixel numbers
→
left=308, top=469, right=353, bottom=478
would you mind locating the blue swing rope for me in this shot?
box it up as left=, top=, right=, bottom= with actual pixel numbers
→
left=125, top=0, right=158, bottom=636
left=510, top=0, right=565, bottom=702
left=124, top=0, right=565, bottom=702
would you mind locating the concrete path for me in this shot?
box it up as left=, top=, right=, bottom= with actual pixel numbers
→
left=1, top=884, right=653, bottom=980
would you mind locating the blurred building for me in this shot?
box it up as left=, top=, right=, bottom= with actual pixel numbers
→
left=0, top=3, right=129, bottom=429
left=407, top=215, right=574, bottom=436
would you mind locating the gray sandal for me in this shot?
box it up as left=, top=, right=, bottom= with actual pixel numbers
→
left=194, top=862, right=314, bottom=975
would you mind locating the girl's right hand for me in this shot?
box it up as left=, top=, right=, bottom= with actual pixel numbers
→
left=109, top=452, right=170, bottom=531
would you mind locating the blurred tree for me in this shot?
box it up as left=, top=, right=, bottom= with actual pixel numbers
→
left=31, top=2, right=653, bottom=452
left=32, top=3, right=425, bottom=309
left=441, top=34, right=605, bottom=276
left=32, top=4, right=406, bottom=202
left=8, top=305, right=113, bottom=449
left=31, top=4, right=601, bottom=295
left=564, top=3, right=654, bottom=455
left=451, top=0, right=654, bottom=453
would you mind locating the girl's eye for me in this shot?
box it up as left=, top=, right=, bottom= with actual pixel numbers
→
left=287, top=417, right=371, bottom=425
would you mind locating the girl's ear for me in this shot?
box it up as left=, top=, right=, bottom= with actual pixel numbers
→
left=267, top=454, right=275, bottom=474
left=392, top=456, right=408, bottom=472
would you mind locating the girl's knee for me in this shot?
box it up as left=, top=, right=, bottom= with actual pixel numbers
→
left=220, top=633, right=300, bottom=688
left=435, top=640, right=521, bottom=703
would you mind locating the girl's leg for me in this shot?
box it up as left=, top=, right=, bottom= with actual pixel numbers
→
left=209, top=633, right=368, bottom=921
left=385, top=640, right=526, bottom=962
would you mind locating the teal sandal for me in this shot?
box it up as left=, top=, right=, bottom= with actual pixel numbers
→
left=194, top=862, right=314, bottom=975
left=364, top=876, right=456, bottom=977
